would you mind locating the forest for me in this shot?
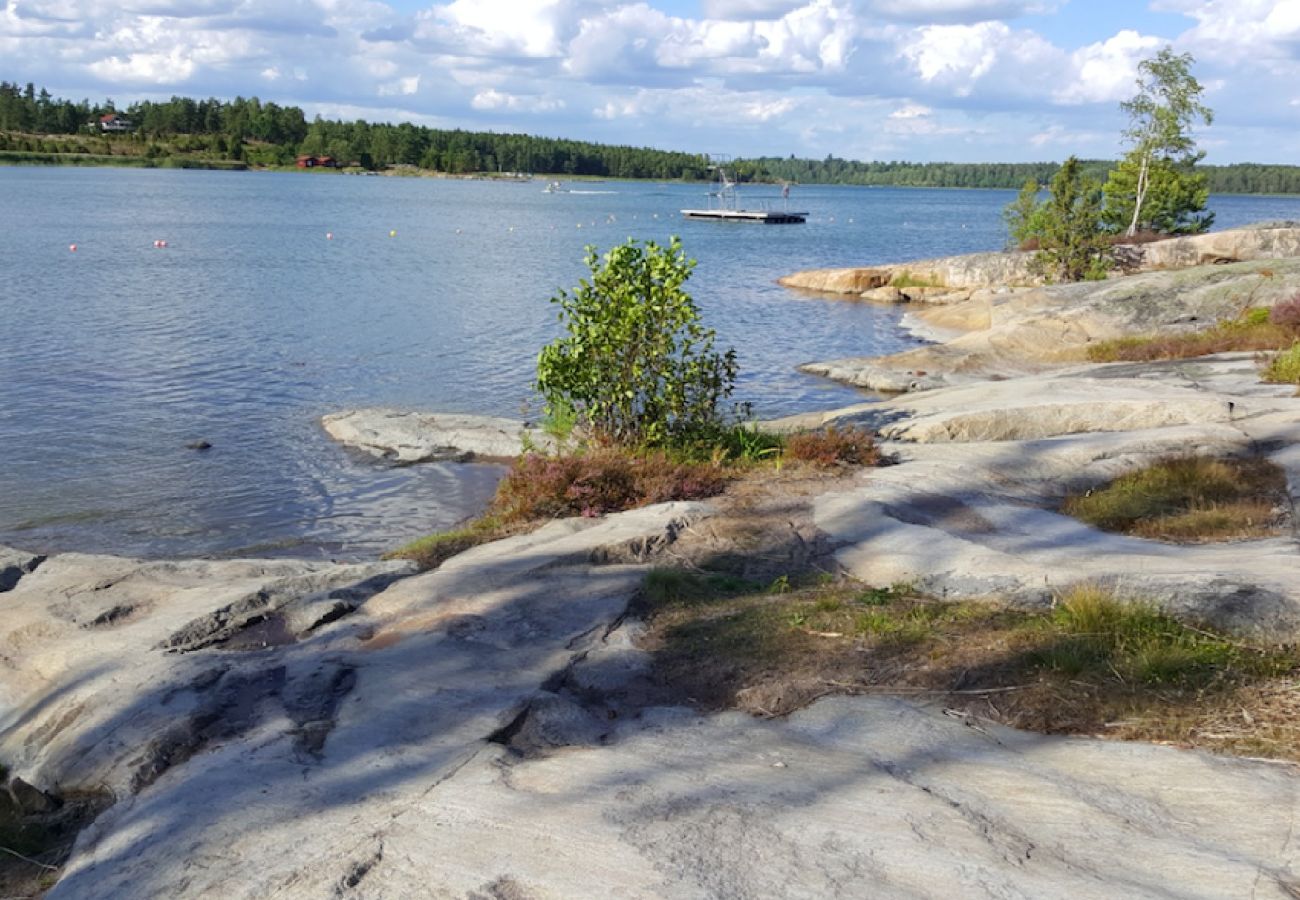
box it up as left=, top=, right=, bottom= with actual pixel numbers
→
left=3, top=80, right=1299, bottom=193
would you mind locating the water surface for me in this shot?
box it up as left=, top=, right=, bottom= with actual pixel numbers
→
left=3, top=169, right=1297, bottom=560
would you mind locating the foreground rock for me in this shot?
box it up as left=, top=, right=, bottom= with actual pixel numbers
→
left=322, top=408, right=554, bottom=462
left=5, top=492, right=1300, bottom=896
left=800, top=257, right=1300, bottom=392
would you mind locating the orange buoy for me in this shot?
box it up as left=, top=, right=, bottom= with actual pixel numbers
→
left=69, top=243, right=77, bottom=252
left=326, top=232, right=333, bottom=240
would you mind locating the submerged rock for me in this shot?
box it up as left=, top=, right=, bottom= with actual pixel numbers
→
left=0, top=545, right=44, bottom=593
left=322, top=408, right=555, bottom=462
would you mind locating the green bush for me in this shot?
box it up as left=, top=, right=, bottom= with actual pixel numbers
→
left=536, top=237, right=743, bottom=449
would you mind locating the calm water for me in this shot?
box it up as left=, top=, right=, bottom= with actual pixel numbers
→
left=3, top=168, right=1300, bottom=561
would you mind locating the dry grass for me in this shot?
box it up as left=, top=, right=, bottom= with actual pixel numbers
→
left=490, top=449, right=733, bottom=522
left=1061, top=456, right=1289, bottom=542
left=783, top=426, right=882, bottom=468
left=634, top=577, right=1300, bottom=761
left=387, top=425, right=883, bottom=571
left=1087, top=316, right=1298, bottom=363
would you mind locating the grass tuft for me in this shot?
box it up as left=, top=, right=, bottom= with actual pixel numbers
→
left=1061, top=456, right=1287, bottom=542
left=1264, top=342, right=1300, bottom=385
left=383, top=518, right=508, bottom=570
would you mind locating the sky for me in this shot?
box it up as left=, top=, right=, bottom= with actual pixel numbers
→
left=4, top=0, right=1299, bottom=163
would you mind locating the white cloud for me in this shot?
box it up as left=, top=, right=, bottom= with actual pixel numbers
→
left=1054, top=29, right=1162, bottom=104
left=888, top=102, right=930, bottom=118
left=470, top=87, right=565, bottom=111
left=420, top=0, right=588, bottom=58
left=88, top=47, right=198, bottom=83
left=378, top=74, right=420, bottom=95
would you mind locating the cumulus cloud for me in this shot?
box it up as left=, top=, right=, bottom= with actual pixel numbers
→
left=1054, top=29, right=1162, bottom=104
left=470, top=87, right=565, bottom=111
left=899, top=20, right=1061, bottom=99
left=0, top=0, right=1289, bottom=162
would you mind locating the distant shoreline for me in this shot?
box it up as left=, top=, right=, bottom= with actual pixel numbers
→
left=4, top=155, right=1300, bottom=198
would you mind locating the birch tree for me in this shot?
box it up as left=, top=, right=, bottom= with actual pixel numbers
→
left=1104, top=47, right=1214, bottom=237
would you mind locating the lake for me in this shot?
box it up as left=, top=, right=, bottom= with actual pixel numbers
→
left=3, top=168, right=1299, bottom=560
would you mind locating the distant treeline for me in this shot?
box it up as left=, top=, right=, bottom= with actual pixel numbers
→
left=742, top=156, right=1300, bottom=196
left=0, top=81, right=710, bottom=178
left=4, top=80, right=1300, bottom=193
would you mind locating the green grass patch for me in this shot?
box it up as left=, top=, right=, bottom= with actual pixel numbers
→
left=383, top=518, right=508, bottom=570
left=1033, top=585, right=1292, bottom=687
left=1061, top=456, right=1287, bottom=542
left=640, top=569, right=761, bottom=608
left=1265, top=342, right=1300, bottom=384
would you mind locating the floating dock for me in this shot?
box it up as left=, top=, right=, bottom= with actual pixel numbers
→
left=681, top=208, right=808, bottom=223
left=681, top=158, right=807, bottom=224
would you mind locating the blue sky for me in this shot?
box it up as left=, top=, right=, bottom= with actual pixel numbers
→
left=4, top=0, right=1298, bottom=163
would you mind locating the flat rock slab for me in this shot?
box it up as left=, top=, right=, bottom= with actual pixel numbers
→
left=322, top=408, right=555, bottom=462
left=0, top=554, right=416, bottom=792
left=0, top=503, right=711, bottom=898
left=873, top=375, right=1239, bottom=443
left=52, top=694, right=1300, bottom=898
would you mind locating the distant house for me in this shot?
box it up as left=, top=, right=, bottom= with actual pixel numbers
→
left=98, top=113, right=132, bottom=133
left=295, top=155, right=338, bottom=169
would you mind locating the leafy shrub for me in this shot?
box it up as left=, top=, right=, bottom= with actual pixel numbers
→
left=490, top=449, right=731, bottom=523
left=536, top=237, right=742, bottom=450
left=784, top=426, right=881, bottom=467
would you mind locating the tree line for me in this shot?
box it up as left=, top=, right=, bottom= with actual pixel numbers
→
left=737, top=156, right=1300, bottom=196
left=3, top=78, right=1299, bottom=194
left=0, top=81, right=710, bottom=178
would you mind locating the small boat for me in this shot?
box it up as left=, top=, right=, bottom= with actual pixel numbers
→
left=681, top=164, right=807, bottom=224
left=543, top=181, right=568, bottom=193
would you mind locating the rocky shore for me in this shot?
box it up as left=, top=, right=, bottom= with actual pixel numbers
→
left=4, top=225, right=1300, bottom=897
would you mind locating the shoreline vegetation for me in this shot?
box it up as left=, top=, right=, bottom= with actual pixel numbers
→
left=5, top=80, right=1300, bottom=193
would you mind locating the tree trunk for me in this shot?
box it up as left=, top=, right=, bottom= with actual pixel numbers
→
left=1126, top=152, right=1150, bottom=238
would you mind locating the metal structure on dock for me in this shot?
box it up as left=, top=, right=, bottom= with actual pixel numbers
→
left=681, top=156, right=807, bottom=224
